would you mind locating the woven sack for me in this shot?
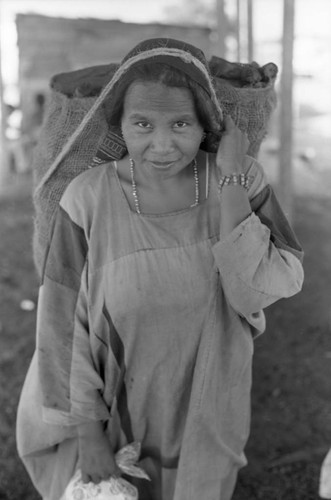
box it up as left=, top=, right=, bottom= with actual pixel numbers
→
left=32, top=91, right=110, bottom=274
left=32, top=59, right=277, bottom=276
left=214, top=78, right=277, bottom=158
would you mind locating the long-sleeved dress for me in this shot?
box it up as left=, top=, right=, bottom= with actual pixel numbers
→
left=17, top=154, right=304, bottom=500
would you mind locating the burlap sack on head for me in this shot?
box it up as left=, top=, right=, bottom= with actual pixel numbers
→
left=32, top=91, right=110, bottom=275
left=209, top=56, right=278, bottom=158
left=214, top=78, right=277, bottom=158
left=32, top=58, right=277, bottom=277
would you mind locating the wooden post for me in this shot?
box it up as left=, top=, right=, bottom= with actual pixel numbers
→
left=236, top=0, right=253, bottom=63
left=278, top=0, right=295, bottom=221
left=0, top=4, right=8, bottom=183
left=247, top=0, right=254, bottom=62
left=235, top=0, right=241, bottom=61
left=216, top=0, right=226, bottom=58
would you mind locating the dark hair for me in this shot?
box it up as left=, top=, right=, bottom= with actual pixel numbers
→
left=105, top=62, right=218, bottom=132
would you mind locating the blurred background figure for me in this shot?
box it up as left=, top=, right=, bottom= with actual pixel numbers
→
left=4, top=102, right=25, bottom=173
left=3, top=93, right=44, bottom=175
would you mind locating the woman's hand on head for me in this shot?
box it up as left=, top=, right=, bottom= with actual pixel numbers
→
left=78, top=421, right=121, bottom=484
left=216, top=116, right=250, bottom=175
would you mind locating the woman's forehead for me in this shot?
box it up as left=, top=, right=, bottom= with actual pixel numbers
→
left=123, top=81, right=197, bottom=117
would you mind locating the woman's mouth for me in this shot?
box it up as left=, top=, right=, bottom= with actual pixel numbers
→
left=150, top=160, right=176, bottom=169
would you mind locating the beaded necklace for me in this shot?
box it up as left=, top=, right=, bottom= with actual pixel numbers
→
left=129, top=158, right=199, bottom=215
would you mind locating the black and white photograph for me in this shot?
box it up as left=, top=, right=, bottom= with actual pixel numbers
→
left=0, top=1, right=330, bottom=499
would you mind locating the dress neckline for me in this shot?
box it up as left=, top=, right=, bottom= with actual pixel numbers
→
left=112, top=155, right=211, bottom=219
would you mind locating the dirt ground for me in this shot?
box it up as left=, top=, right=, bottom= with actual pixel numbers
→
left=0, top=143, right=331, bottom=499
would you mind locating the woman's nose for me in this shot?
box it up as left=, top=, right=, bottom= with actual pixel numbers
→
left=150, top=130, right=174, bottom=154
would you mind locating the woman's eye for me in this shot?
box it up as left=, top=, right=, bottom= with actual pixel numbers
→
left=174, top=121, right=188, bottom=128
left=137, top=121, right=151, bottom=129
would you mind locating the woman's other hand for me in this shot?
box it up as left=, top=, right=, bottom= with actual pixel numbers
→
left=78, top=421, right=121, bottom=484
left=216, top=116, right=249, bottom=175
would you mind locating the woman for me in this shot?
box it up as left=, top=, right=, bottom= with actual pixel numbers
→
left=17, top=38, right=304, bottom=500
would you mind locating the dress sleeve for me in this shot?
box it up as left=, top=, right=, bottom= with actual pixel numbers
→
left=37, top=203, right=110, bottom=426
left=212, top=157, right=304, bottom=319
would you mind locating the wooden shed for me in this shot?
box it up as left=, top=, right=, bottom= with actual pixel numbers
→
left=15, top=14, right=213, bottom=131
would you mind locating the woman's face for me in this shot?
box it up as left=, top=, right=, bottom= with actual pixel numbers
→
left=121, top=81, right=204, bottom=178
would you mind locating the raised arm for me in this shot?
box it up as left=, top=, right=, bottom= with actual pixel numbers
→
left=212, top=116, right=304, bottom=321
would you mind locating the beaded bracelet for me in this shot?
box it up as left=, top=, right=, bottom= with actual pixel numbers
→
left=218, top=173, right=254, bottom=193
